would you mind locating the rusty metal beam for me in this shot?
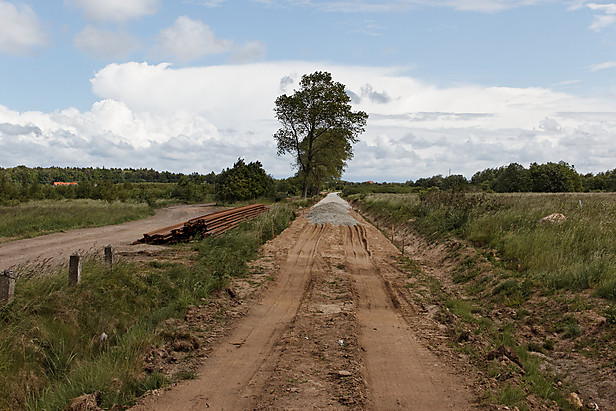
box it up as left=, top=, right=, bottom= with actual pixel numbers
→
left=135, top=204, right=267, bottom=245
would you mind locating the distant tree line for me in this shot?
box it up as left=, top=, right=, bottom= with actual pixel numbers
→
left=0, top=166, right=215, bottom=206
left=1, top=165, right=189, bottom=185
left=470, top=161, right=616, bottom=192
left=6, top=160, right=607, bottom=207
left=0, top=163, right=303, bottom=206
left=341, top=161, right=616, bottom=196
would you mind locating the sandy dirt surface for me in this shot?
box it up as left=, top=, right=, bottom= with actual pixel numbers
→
left=133, top=195, right=475, bottom=410
left=0, top=203, right=218, bottom=273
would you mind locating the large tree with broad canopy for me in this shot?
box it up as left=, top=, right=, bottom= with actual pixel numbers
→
left=273, top=71, right=368, bottom=197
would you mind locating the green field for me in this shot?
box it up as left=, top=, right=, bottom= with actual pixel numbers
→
left=354, top=191, right=616, bottom=300
left=0, top=199, right=154, bottom=240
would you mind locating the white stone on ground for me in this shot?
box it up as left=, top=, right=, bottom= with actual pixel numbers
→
left=307, top=193, right=359, bottom=226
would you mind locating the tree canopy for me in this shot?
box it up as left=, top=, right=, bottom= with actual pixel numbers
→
left=274, top=71, right=368, bottom=197
left=214, top=158, right=273, bottom=203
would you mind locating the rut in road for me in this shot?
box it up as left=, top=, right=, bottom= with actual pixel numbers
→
left=345, top=223, right=470, bottom=409
left=134, top=200, right=473, bottom=410
left=133, top=220, right=325, bottom=410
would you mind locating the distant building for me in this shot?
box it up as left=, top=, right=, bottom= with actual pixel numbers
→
left=365, top=181, right=374, bottom=184
left=53, top=182, right=78, bottom=186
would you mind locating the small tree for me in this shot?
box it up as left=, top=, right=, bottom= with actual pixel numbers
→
left=274, top=71, right=368, bottom=197
left=215, top=158, right=273, bottom=203
left=441, top=174, right=468, bottom=192
left=494, top=163, right=531, bottom=193
left=529, top=161, right=582, bottom=192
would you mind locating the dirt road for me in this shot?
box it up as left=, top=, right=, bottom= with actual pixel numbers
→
left=134, top=195, right=473, bottom=410
left=0, top=204, right=218, bottom=273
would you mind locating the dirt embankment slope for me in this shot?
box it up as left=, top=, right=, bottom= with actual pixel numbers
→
left=134, top=194, right=474, bottom=410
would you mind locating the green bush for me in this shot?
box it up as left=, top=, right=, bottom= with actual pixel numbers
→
left=215, top=159, right=273, bottom=203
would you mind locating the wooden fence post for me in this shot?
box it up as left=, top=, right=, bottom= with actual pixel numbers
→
left=69, top=252, right=82, bottom=285
left=104, top=244, right=115, bottom=271
left=0, top=270, right=15, bottom=305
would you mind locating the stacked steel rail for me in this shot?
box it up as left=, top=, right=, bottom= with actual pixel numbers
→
left=135, top=204, right=266, bottom=245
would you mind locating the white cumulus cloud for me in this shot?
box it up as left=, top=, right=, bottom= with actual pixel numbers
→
left=153, top=16, right=266, bottom=63
left=2, top=61, right=616, bottom=181
left=153, top=16, right=234, bottom=62
left=0, top=1, right=47, bottom=54
left=74, top=26, right=138, bottom=59
left=66, top=0, right=160, bottom=23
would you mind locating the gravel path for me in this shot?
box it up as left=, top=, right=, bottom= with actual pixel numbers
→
left=307, top=193, right=359, bottom=226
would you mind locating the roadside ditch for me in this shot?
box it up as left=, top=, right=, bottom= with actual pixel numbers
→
left=352, top=201, right=615, bottom=410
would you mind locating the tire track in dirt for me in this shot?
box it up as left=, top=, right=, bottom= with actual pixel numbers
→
left=345, top=217, right=472, bottom=410
left=133, top=220, right=324, bottom=410
left=135, top=196, right=475, bottom=410
left=252, top=223, right=366, bottom=410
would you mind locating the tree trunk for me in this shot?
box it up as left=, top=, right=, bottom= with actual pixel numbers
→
left=301, top=163, right=311, bottom=198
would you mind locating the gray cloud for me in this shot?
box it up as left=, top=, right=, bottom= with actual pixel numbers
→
left=280, top=75, right=295, bottom=93
left=0, top=123, right=42, bottom=136
left=0, top=126, right=281, bottom=176
left=539, top=118, right=561, bottom=132
left=228, top=41, right=267, bottom=63
left=346, top=90, right=361, bottom=104
left=360, top=84, right=391, bottom=104
left=370, top=112, right=494, bottom=122
left=556, top=112, right=616, bottom=121
left=401, top=132, right=447, bottom=149
left=343, top=121, right=616, bottom=182
left=409, top=112, right=493, bottom=121
left=73, top=26, right=138, bottom=60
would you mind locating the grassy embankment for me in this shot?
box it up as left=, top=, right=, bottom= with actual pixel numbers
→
left=0, top=203, right=296, bottom=410
left=357, top=191, right=616, bottom=298
left=351, top=191, right=616, bottom=409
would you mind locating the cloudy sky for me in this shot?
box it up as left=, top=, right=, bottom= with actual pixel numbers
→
left=1, top=0, right=615, bottom=181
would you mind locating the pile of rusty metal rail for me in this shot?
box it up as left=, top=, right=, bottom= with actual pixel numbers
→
left=135, top=203, right=266, bottom=245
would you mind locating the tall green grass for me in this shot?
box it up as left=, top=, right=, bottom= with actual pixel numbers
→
left=0, top=203, right=296, bottom=410
left=354, top=192, right=616, bottom=300
left=462, top=193, right=616, bottom=298
left=0, top=199, right=154, bottom=239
